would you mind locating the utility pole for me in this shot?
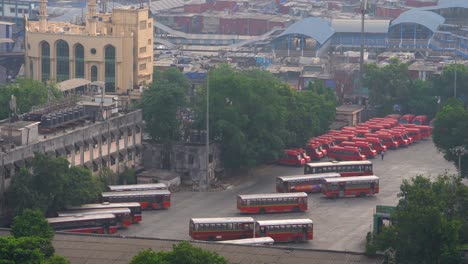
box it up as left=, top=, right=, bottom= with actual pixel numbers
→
left=454, top=57, right=457, bottom=98
left=359, top=0, right=367, bottom=105
left=205, top=69, right=210, bottom=191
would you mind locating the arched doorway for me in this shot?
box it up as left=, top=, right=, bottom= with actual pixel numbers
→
left=56, top=40, right=70, bottom=81
left=40, top=41, right=50, bottom=81
left=104, top=45, right=116, bottom=92
left=74, top=43, right=84, bottom=78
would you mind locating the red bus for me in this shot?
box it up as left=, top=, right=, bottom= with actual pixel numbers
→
left=386, top=114, right=401, bottom=120
left=327, top=146, right=366, bottom=161
left=304, top=160, right=373, bottom=177
left=352, top=137, right=387, bottom=154
left=276, top=173, right=341, bottom=193
left=399, top=114, right=416, bottom=124
left=392, top=127, right=413, bottom=143
left=290, top=148, right=311, bottom=162
left=414, top=125, right=431, bottom=139
left=107, top=183, right=167, bottom=192
left=255, top=219, right=313, bottom=243
left=305, top=143, right=324, bottom=161
left=57, top=208, right=132, bottom=228
left=366, top=132, right=399, bottom=149
left=340, top=141, right=377, bottom=159
left=327, top=130, right=341, bottom=135
left=278, top=149, right=306, bottom=166
left=66, top=202, right=142, bottom=223
left=308, top=140, right=328, bottom=156
left=101, top=190, right=171, bottom=210
left=400, top=126, right=422, bottom=141
left=379, top=129, right=410, bottom=147
left=330, top=135, right=349, bottom=145
left=412, top=115, right=428, bottom=125
left=189, top=217, right=254, bottom=241
left=321, top=175, right=379, bottom=198
left=237, top=192, right=308, bottom=214
left=47, top=214, right=118, bottom=234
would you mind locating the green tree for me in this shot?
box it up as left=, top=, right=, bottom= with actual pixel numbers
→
left=63, top=166, right=101, bottom=206
left=375, top=175, right=468, bottom=263
left=118, top=166, right=137, bottom=185
left=10, top=209, right=53, bottom=241
left=432, top=99, right=468, bottom=175
left=97, top=167, right=118, bottom=191
left=129, top=242, right=228, bottom=264
left=193, top=65, right=336, bottom=169
left=0, top=236, right=50, bottom=264
left=365, top=59, right=438, bottom=117
left=432, top=63, right=468, bottom=105
left=44, top=255, right=71, bottom=264
left=141, top=67, right=189, bottom=169
left=0, top=78, right=61, bottom=119
left=6, top=153, right=102, bottom=216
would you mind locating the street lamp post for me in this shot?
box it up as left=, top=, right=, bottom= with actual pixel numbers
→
left=205, top=69, right=210, bottom=191
left=454, top=57, right=457, bottom=98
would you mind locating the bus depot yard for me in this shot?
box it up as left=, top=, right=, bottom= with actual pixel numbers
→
left=118, top=138, right=456, bottom=252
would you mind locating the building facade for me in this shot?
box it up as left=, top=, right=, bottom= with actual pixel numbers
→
left=0, top=109, right=143, bottom=219
left=24, top=0, right=153, bottom=94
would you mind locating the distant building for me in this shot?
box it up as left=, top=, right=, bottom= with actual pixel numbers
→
left=24, top=0, right=153, bottom=94
left=0, top=0, right=36, bottom=20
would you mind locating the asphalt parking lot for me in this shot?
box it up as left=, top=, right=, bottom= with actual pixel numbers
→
left=119, top=139, right=456, bottom=252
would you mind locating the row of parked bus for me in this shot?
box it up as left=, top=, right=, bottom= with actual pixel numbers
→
left=279, top=114, right=433, bottom=165
left=189, top=217, right=313, bottom=243
left=46, top=183, right=171, bottom=234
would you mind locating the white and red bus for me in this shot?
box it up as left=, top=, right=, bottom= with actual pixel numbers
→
left=57, top=208, right=132, bottom=228
left=189, top=217, right=254, bottom=241
left=321, top=175, right=379, bottom=198
left=217, top=237, right=274, bottom=245
left=66, top=202, right=142, bottom=223
left=101, top=190, right=171, bottom=210
left=255, top=219, right=313, bottom=243
left=304, top=160, right=373, bottom=177
left=107, top=183, right=167, bottom=192
left=47, top=214, right=118, bottom=234
left=276, top=173, right=341, bottom=193
left=237, top=192, right=308, bottom=214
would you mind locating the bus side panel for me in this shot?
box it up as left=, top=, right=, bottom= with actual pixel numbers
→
left=132, top=215, right=142, bottom=223
left=292, top=184, right=321, bottom=193
left=63, top=227, right=105, bottom=234
left=162, top=200, right=171, bottom=209
left=107, top=225, right=119, bottom=234
left=266, top=231, right=311, bottom=243
left=191, top=230, right=253, bottom=241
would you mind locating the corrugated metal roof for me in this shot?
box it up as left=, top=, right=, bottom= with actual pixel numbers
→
left=390, top=10, right=445, bottom=33
left=276, top=17, right=335, bottom=45
left=57, top=78, right=90, bottom=92
left=331, top=19, right=390, bottom=34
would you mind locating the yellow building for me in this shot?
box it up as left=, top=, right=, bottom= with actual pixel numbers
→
left=24, top=0, right=153, bottom=94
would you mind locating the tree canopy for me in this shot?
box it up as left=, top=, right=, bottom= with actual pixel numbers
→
left=364, top=59, right=437, bottom=117
left=6, top=153, right=101, bottom=216
left=432, top=99, right=468, bottom=175
left=371, top=174, right=468, bottom=263
left=432, top=63, right=468, bottom=105
left=0, top=78, right=61, bottom=119
left=10, top=209, right=53, bottom=241
left=129, top=241, right=228, bottom=264
left=194, top=64, right=336, bottom=169
left=0, top=236, right=53, bottom=264
left=141, top=67, right=189, bottom=143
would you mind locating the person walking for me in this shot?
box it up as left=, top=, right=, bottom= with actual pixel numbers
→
left=381, top=150, right=385, bottom=161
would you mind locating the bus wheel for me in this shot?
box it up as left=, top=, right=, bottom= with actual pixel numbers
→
left=209, top=236, right=215, bottom=241
left=293, top=206, right=300, bottom=212
left=259, top=208, right=266, bottom=214
left=333, top=193, right=339, bottom=199
left=359, top=192, right=366, bottom=197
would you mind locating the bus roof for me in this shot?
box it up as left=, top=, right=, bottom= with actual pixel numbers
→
left=322, top=175, right=379, bottom=183
left=277, top=173, right=341, bottom=182
left=101, top=190, right=170, bottom=198
left=66, top=202, right=141, bottom=210
left=47, top=213, right=116, bottom=223
left=237, top=192, right=307, bottom=200
left=57, top=208, right=131, bottom=217
left=256, top=219, right=313, bottom=226
left=107, top=183, right=167, bottom=191
left=217, top=237, right=274, bottom=245
left=190, top=217, right=254, bottom=224
left=305, top=160, right=372, bottom=167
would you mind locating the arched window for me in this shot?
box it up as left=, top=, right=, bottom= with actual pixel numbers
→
left=56, top=40, right=69, bottom=81
left=91, top=65, right=98, bottom=82
left=74, top=44, right=84, bottom=78
left=104, top=45, right=116, bottom=92
left=40, top=41, right=50, bottom=81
